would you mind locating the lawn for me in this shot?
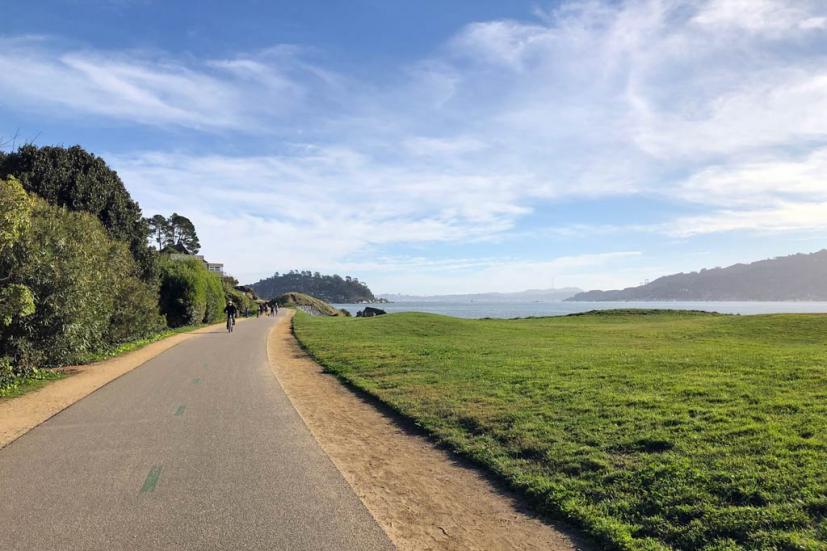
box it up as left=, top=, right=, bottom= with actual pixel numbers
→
left=293, top=310, right=827, bottom=550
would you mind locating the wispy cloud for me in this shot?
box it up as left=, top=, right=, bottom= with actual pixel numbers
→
left=0, top=37, right=325, bottom=131
left=333, top=252, right=644, bottom=294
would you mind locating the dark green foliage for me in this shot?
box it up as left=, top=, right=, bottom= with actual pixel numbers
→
left=570, top=250, right=827, bottom=301
left=167, top=212, right=200, bottom=254
left=147, top=214, right=170, bottom=250
left=295, top=311, right=827, bottom=550
left=0, top=145, right=157, bottom=280
left=158, top=256, right=224, bottom=327
left=0, top=197, right=163, bottom=372
left=147, top=212, right=200, bottom=253
left=249, top=270, right=375, bottom=303
left=107, top=276, right=166, bottom=344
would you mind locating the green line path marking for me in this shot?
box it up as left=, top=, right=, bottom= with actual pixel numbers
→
left=141, top=465, right=162, bottom=493
left=175, top=405, right=186, bottom=416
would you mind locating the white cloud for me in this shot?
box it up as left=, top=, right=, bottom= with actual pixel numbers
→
left=692, top=0, right=827, bottom=33
left=0, top=37, right=317, bottom=131
left=111, top=148, right=541, bottom=284
left=667, top=201, right=827, bottom=237
left=678, top=148, right=827, bottom=207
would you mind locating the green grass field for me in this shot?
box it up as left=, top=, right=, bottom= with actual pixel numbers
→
left=293, top=310, right=827, bottom=550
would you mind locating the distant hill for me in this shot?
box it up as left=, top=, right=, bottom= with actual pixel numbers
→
left=568, top=250, right=827, bottom=301
left=248, top=270, right=376, bottom=303
left=381, top=287, right=582, bottom=303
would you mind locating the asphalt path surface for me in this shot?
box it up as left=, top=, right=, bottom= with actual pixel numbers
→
left=0, top=314, right=393, bottom=550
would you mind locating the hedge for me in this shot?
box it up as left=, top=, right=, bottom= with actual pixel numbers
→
left=158, top=256, right=225, bottom=327
left=0, top=184, right=164, bottom=373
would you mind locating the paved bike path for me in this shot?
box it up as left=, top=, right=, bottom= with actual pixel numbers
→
left=0, top=314, right=393, bottom=550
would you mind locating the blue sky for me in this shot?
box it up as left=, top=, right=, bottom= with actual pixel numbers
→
left=3, top=0, right=827, bottom=294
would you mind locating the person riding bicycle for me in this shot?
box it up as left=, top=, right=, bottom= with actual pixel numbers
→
left=224, top=301, right=238, bottom=330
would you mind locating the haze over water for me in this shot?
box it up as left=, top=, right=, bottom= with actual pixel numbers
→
left=334, top=302, right=827, bottom=319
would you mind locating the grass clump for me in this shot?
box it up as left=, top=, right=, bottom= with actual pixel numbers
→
left=0, top=365, right=64, bottom=398
left=293, top=310, right=827, bottom=550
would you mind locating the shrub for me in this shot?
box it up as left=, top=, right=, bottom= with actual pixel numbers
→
left=204, top=268, right=224, bottom=324
left=0, top=194, right=163, bottom=369
left=158, top=256, right=225, bottom=327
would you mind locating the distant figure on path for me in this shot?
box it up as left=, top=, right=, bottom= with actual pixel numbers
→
left=224, top=301, right=238, bottom=332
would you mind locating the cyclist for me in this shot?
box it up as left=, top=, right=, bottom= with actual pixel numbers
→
left=224, top=301, right=238, bottom=332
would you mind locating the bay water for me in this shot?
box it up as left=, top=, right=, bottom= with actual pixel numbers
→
left=333, top=301, right=827, bottom=319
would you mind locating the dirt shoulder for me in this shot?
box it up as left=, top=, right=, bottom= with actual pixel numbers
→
left=267, top=311, right=590, bottom=551
left=0, top=322, right=228, bottom=449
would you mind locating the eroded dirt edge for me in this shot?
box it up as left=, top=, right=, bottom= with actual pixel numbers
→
left=267, top=311, right=591, bottom=551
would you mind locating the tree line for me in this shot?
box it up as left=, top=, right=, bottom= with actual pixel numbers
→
left=0, top=144, right=255, bottom=389
left=249, top=270, right=376, bottom=303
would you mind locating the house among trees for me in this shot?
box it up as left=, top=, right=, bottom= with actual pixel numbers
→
left=149, top=213, right=224, bottom=276
left=160, top=242, right=225, bottom=277
left=199, top=257, right=224, bottom=276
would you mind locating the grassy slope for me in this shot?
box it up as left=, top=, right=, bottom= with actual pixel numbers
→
left=277, top=292, right=343, bottom=316
left=293, top=311, right=827, bottom=550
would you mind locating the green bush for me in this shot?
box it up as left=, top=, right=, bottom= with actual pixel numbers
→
left=204, top=269, right=224, bottom=323
left=0, top=194, right=163, bottom=369
left=158, top=256, right=225, bottom=327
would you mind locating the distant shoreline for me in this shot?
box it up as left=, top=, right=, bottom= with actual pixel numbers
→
left=333, top=300, right=827, bottom=319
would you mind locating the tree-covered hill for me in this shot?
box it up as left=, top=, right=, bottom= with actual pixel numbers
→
left=248, top=270, right=376, bottom=303
left=568, top=249, right=827, bottom=301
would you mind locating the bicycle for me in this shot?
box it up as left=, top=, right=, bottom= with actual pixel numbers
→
left=226, top=315, right=235, bottom=333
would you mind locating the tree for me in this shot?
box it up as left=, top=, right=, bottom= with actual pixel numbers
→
left=0, top=145, right=156, bottom=280
left=167, top=213, right=200, bottom=254
left=147, top=214, right=171, bottom=250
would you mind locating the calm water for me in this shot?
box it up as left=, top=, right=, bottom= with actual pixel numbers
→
left=333, top=301, right=827, bottom=319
